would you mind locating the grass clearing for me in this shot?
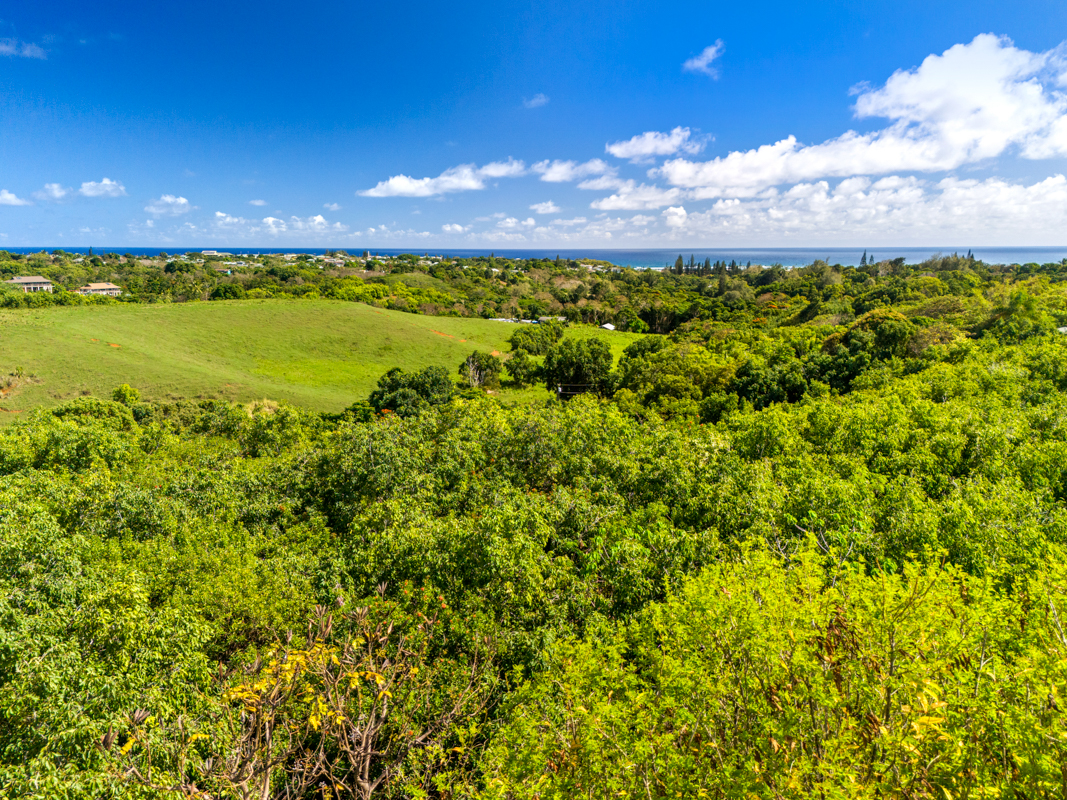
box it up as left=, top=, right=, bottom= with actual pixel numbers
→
left=0, top=299, right=644, bottom=414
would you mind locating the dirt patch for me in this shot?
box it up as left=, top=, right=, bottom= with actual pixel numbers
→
left=0, top=369, right=42, bottom=402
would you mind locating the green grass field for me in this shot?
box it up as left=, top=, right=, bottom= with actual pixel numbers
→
left=0, top=299, right=644, bottom=414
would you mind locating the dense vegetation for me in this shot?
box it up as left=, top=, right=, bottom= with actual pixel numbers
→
left=3, top=252, right=1067, bottom=798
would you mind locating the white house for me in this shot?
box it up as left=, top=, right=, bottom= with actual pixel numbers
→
left=4, top=275, right=54, bottom=293
left=76, top=282, right=122, bottom=297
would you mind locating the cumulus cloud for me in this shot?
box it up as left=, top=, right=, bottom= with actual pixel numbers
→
left=34, top=183, right=71, bottom=201
left=262, top=215, right=348, bottom=235
left=442, top=223, right=469, bottom=233
left=650, top=173, right=1067, bottom=245
left=262, top=217, right=287, bottom=234
left=0, top=39, right=46, bottom=59
left=682, top=40, right=724, bottom=78
left=79, top=178, right=126, bottom=198
left=606, top=126, right=705, bottom=163
left=357, top=224, right=432, bottom=241
left=530, top=200, right=561, bottom=214
left=468, top=213, right=657, bottom=244
left=323, top=202, right=342, bottom=211
left=523, top=93, right=549, bottom=108
left=655, top=34, right=1067, bottom=198
left=532, top=159, right=613, bottom=182
left=589, top=181, right=683, bottom=210
left=145, top=194, right=194, bottom=216
left=0, top=189, right=31, bottom=206
left=215, top=211, right=252, bottom=226
left=662, top=206, right=688, bottom=228
left=497, top=216, right=536, bottom=229
left=210, top=211, right=348, bottom=239
left=360, top=158, right=525, bottom=197
left=576, top=174, right=629, bottom=191
left=249, top=199, right=268, bottom=206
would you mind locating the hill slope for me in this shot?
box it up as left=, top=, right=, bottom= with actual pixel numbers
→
left=0, top=299, right=642, bottom=412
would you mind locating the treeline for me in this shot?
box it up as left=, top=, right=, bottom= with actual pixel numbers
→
left=4, top=248, right=1067, bottom=336
left=4, top=275, right=1067, bottom=795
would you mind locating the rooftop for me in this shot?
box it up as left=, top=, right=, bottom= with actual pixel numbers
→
left=4, top=275, right=51, bottom=284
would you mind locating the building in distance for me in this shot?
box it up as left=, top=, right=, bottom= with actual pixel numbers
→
left=76, top=282, right=122, bottom=297
left=4, top=275, right=54, bottom=293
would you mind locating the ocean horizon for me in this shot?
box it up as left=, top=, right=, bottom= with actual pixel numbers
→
left=5, top=245, right=1067, bottom=269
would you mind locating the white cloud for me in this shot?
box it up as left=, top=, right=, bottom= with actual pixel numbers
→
left=648, top=173, right=1067, bottom=245
left=215, top=211, right=252, bottom=226
left=442, top=223, right=469, bottom=233
left=323, top=202, right=342, bottom=211
left=0, top=190, right=31, bottom=206
left=262, top=216, right=287, bottom=234
left=589, top=181, right=683, bottom=210
left=0, top=39, right=47, bottom=59
left=523, top=93, right=549, bottom=109
left=655, top=34, right=1067, bottom=198
left=34, top=183, right=71, bottom=201
left=530, top=200, right=561, bottom=214
left=662, top=206, right=688, bottom=228
left=606, top=126, right=705, bottom=162
left=358, top=224, right=433, bottom=241
left=460, top=212, right=662, bottom=244
left=145, top=194, right=194, bottom=216
left=260, top=214, right=348, bottom=235
left=682, top=40, right=724, bottom=78
left=360, top=158, right=525, bottom=197
left=532, top=159, right=613, bottom=182
left=469, top=230, right=531, bottom=243
left=210, top=212, right=346, bottom=238
left=497, top=216, right=536, bottom=229
left=79, top=178, right=126, bottom=198
left=249, top=199, right=268, bottom=206
left=576, top=174, right=629, bottom=191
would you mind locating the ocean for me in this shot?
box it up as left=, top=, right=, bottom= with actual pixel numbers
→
left=5, top=245, right=1067, bottom=269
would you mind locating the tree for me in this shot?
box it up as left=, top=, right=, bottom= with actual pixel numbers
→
left=368, top=366, right=454, bottom=417
left=541, top=338, right=613, bottom=397
left=504, top=349, right=539, bottom=387
left=507, top=322, right=564, bottom=355
left=459, top=350, right=502, bottom=389
left=860, top=250, right=868, bottom=266
left=211, top=282, right=246, bottom=300
left=674, top=255, right=684, bottom=275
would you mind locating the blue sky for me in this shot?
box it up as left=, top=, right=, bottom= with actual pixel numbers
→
left=2, top=0, right=1066, bottom=248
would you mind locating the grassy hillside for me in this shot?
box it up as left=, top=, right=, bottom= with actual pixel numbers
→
left=0, top=299, right=643, bottom=413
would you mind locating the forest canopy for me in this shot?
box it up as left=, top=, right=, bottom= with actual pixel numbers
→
left=2, top=252, right=1067, bottom=797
